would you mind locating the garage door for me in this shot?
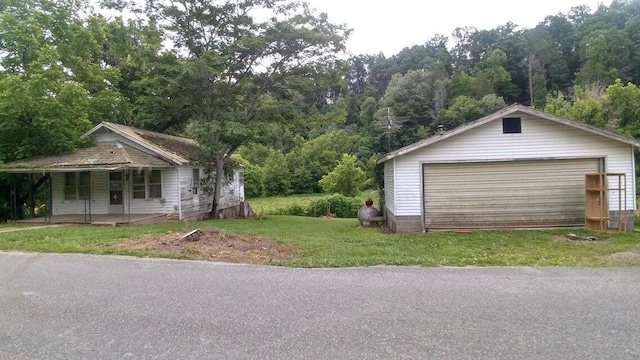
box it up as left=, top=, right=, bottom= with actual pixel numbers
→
left=423, top=158, right=599, bottom=229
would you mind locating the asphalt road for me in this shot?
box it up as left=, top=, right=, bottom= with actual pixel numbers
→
left=1, top=252, right=639, bottom=360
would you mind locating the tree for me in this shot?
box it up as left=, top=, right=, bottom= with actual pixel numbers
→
left=263, top=149, right=290, bottom=196
left=437, top=94, right=506, bottom=129
left=575, top=26, right=632, bottom=86
left=0, top=0, right=118, bottom=217
left=286, top=130, right=353, bottom=194
left=318, top=154, right=366, bottom=197
left=243, top=164, right=265, bottom=198
left=137, top=0, right=349, bottom=213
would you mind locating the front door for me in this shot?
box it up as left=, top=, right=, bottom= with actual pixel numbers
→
left=109, top=171, right=124, bottom=214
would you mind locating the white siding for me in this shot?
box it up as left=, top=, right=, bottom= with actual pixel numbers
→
left=179, top=167, right=244, bottom=219
left=392, top=112, right=636, bottom=216
left=125, top=168, right=180, bottom=216
left=179, top=166, right=213, bottom=219
left=218, top=168, right=244, bottom=209
left=384, top=160, right=395, bottom=214
left=52, top=171, right=109, bottom=215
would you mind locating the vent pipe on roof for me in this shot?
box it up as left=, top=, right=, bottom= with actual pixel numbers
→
left=437, top=124, right=444, bottom=135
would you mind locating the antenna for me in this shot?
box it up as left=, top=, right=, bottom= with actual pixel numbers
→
left=378, top=107, right=408, bottom=151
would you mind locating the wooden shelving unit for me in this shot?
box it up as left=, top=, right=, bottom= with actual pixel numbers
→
left=585, top=173, right=627, bottom=232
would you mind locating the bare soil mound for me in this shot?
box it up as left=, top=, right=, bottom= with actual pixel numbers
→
left=112, top=228, right=295, bottom=264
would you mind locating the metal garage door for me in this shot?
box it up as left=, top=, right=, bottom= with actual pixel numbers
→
left=423, top=158, right=599, bottom=229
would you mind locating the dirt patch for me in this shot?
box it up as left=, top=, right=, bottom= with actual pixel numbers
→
left=608, top=252, right=640, bottom=262
left=111, top=228, right=295, bottom=264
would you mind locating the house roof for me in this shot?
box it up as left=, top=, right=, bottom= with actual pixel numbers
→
left=376, top=104, right=640, bottom=164
left=84, top=122, right=201, bottom=165
left=0, top=142, right=173, bottom=173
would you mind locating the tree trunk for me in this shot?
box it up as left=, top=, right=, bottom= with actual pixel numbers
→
left=211, top=153, right=226, bottom=216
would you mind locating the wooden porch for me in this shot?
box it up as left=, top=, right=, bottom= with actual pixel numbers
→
left=16, top=213, right=168, bottom=226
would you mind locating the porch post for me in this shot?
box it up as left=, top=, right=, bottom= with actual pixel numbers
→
left=46, top=173, right=52, bottom=222
left=87, top=171, right=92, bottom=223
left=9, top=174, right=17, bottom=221
left=126, top=169, right=130, bottom=223
left=84, top=173, right=88, bottom=224
left=83, top=171, right=91, bottom=224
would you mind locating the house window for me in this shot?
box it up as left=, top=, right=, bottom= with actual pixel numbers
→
left=192, top=168, right=200, bottom=195
left=503, top=117, right=522, bottom=134
left=132, top=171, right=146, bottom=199
left=132, top=170, right=162, bottom=199
left=64, top=173, right=77, bottom=200
left=78, top=172, right=90, bottom=200
left=149, top=170, right=162, bottom=198
left=64, top=172, right=91, bottom=200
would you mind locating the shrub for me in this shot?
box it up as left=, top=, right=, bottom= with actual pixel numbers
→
left=263, top=149, right=291, bottom=196
left=307, top=194, right=361, bottom=218
left=318, top=154, right=366, bottom=197
left=243, top=164, right=265, bottom=198
left=283, top=203, right=307, bottom=216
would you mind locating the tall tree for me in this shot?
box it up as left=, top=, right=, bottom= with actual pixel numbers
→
left=0, top=0, right=119, bottom=217
left=137, top=0, right=349, bottom=213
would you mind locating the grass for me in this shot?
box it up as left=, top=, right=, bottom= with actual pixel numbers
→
left=1, top=215, right=639, bottom=267
left=248, top=190, right=377, bottom=215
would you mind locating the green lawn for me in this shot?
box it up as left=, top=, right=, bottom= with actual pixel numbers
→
left=1, top=216, right=639, bottom=267
left=248, top=190, right=377, bottom=215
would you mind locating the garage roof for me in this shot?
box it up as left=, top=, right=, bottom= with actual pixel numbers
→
left=377, top=104, right=640, bottom=165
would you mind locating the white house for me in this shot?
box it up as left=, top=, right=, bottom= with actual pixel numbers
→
left=377, top=104, right=640, bottom=232
left=2, top=122, right=244, bottom=225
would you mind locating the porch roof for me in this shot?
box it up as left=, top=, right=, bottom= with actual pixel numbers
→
left=0, top=142, right=173, bottom=173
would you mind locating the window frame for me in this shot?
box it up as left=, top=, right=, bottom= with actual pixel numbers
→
left=131, top=169, right=162, bottom=199
left=192, top=168, right=200, bottom=195
left=64, top=172, right=91, bottom=201
left=502, top=117, right=522, bottom=134
left=132, top=170, right=147, bottom=199
left=148, top=170, right=162, bottom=199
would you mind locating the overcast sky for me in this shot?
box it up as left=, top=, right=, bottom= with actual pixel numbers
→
left=304, top=0, right=610, bottom=56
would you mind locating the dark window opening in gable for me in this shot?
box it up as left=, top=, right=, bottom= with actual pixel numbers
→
left=503, top=117, right=521, bottom=134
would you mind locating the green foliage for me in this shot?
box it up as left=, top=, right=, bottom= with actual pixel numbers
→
left=544, top=80, right=640, bottom=137
left=287, top=131, right=354, bottom=194
left=281, top=203, right=307, bottom=216
left=306, top=194, right=362, bottom=218
left=243, top=164, right=265, bottom=199
left=237, top=143, right=275, bottom=166
left=575, top=26, right=632, bottom=86
left=437, top=94, right=506, bottom=129
left=318, top=154, right=367, bottom=197
left=263, top=150, right=291, bottom=196
left=603, top=79, right=640, bottom=137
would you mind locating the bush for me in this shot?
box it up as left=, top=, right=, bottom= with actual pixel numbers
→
left=283, top=203, right=307, bottom=216
left=318, top=154, right=366, bottom=197
left=243, top=164, right=265, bottom=198
left=263, top=149, right=291, bottom=196
left=307, top=194, right=361, bottom=218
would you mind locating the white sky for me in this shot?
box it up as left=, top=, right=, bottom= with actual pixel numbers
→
left=305, top=0, right=610, bottom=56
